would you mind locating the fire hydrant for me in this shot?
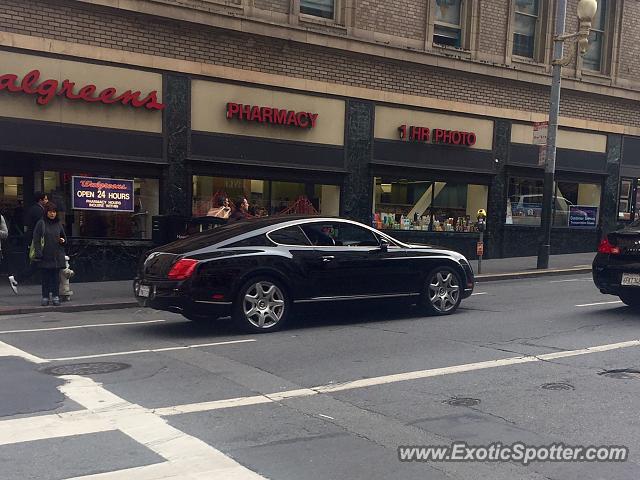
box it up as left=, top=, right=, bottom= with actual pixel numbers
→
left=59, top=255, right=74, bottom=301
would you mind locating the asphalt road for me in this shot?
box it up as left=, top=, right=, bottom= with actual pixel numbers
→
left=1, top=274, right=639, bottom=480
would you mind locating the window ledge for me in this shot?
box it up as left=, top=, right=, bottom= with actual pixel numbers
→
left=511, top=55, right=547, bottom=69
left=299, top=13, right=346, bottom=30
left=191, top=0, right=244, bottom=10
left=432, top=44, right=472, bottom=59
left=581, top=69, right=613, bottom=83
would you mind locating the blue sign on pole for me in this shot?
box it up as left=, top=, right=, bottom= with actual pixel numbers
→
left=72, top=176, right=135, bottom=212
left=568, top=205, right=598, bottom=228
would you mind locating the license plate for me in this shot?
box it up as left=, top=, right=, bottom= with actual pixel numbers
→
left=138, top=285, right=150, bottom=297
left=621, top=273, right=640, bottom=286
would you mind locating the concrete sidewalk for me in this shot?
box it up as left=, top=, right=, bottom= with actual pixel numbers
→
left=0, top=252, right=595, bottom=316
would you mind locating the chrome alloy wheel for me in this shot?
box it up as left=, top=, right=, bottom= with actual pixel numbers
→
left=243, top=281, right=286, bottom=329
left=428, top=271, right=460, bottom=313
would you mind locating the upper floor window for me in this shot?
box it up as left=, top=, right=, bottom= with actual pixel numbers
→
left=300, top=0, right=334, bottom=19
left=434, top=0, right=464, bottom=48
left=513, top=0, right=539, bottom=58
left=582, top=0, right=607, bottom=71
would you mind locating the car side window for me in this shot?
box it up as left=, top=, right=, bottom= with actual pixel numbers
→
left=301, top=222, right=380, bottom=247
left=268, top=226, right=312, bottom=246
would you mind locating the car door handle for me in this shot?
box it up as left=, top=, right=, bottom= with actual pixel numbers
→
left=321, top=256, right=335, bottom=262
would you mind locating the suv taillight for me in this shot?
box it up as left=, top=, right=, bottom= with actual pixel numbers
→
left=167, top=258, right=198, bottom=280
left=598, top=238, right=620, bottom=255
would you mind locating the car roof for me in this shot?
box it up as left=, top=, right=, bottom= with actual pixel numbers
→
left=157, top=215, right=345, bottom=254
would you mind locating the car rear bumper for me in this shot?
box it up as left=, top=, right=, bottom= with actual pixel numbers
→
left=592, top=254, right=640, bottom=295
left=133, top=278, right=232, bottom=318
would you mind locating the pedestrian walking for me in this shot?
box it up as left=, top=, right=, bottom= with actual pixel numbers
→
left=8, top=192, right=48, bottom=294
left=32, top=203, right=67, bottom=306
left=0, top=213, right=8, bottom=263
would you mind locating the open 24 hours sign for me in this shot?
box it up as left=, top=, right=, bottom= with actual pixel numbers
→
left=72, top=176, right=134, bottom=212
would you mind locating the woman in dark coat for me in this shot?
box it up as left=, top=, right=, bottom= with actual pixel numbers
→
left=32, top=202, right=67, bottom=306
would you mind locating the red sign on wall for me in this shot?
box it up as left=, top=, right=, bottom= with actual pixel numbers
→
left=226, top=102, right=318, bottom=129
left=398, top=125, right=476, bottom=147
left=0, top=70, right=165, bottom=110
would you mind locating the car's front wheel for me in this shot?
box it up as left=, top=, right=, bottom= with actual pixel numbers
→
left=619, top=291, right=640, bottom=307
left=421, top=267, right=463, bottom=315
left=233, top=277, right=290, bottom=333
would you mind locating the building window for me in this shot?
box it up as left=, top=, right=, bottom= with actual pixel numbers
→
left=582, top=0, right=607, bottom=71
left=506, top=177, right=601, bottom=227
left=513, top=0, right=539, bottom=58
left=373, top=177, right=488, bottom=232
left=434, top=0, right=464, bottom=48
left=618, top=178, right=633, bottom=221
left=192, top=176, right=340, bottom=218
left=300, top=0, right=335, bottom=19
left=43, top=172, right=159, bottom=239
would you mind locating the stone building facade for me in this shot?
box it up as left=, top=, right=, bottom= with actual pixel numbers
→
left=1, top=0, right=639, bottom=279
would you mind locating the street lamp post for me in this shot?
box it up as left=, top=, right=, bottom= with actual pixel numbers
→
left=537, top=0, right=598, bottom=269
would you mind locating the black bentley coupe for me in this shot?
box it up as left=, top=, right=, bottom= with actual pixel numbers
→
left=593, top=220, right=640, bottom=306
left=134, top=216, right=475, bottom=332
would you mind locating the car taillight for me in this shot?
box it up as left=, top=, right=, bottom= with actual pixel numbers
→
left=167, top=258, right=198, bottom=280
left=598, top=238, right=620, bottom=255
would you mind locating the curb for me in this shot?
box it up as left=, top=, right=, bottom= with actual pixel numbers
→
left=0, top=301, right=139, bottom=316
left=476, top=267, right=592, bottom=282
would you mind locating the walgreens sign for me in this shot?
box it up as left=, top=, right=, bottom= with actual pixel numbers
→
left=0, top=69, right=165, bottom=110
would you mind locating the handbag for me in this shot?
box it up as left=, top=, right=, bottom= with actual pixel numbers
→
left=29, top=235, right=45, bottom=262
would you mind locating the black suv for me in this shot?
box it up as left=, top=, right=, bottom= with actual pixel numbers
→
left=593, top=220, right=640, bottom=307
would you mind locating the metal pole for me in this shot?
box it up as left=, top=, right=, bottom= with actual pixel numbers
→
left=537, top=0, right=567, bottom=269
left=478, top=230, right=483, bottom=274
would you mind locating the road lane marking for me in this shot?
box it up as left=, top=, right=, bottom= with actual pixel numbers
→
left=47, top=339, right=256, bottom=361
left=576, top=300, right=623, bottom=307
left=0, top=320, right=166, bottom=335
left=0, top=410, right=114, bottom=446
left=155, top=338, right=640, bottom=416
left=59, top=375, right=266, bottom=479
left=0, top=339, right=47, bottom=363
left=550, top=278, right=592, bottom=283
left=318, top=414, right=335, bottom=420
left=471, top=292, right=487, bottom=296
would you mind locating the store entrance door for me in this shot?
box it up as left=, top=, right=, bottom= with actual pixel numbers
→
left=0, top=176, right=26, bottom=274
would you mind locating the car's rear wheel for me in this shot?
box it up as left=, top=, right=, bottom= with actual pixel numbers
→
left=421, top=267, right=462, bottom=315
left=233, top=277, right=290, bottom=333
left=619, top=291, right=640, bottom=307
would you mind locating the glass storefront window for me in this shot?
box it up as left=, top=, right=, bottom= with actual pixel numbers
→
left=0, top=176, right=24, bottom=236
left=373, top=177, right=488, bottom=232
left=618, top=178, right=633, bottom=221
left=192, top=176, right=340, bottom=217
left=44, top=172, right=159, bottom=239
left=506, top=177, right=601, bottom=227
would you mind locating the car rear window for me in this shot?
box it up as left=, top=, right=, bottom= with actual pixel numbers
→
left=268, top=226, right=312, bottom=246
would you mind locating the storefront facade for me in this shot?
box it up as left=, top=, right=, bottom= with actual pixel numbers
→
left=0, top=48, right=633, bottom=280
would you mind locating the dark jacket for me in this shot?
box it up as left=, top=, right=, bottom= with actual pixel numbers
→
left=228, top=209, right=251, bottom=222
left=24, top=202, right=45, bottom=245
left=32, top=218, right=67, bottom=269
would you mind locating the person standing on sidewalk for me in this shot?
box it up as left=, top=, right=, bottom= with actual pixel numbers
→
left=32, top=203, right=67, bottom=306
left=8, top=192, right=48, bottom=294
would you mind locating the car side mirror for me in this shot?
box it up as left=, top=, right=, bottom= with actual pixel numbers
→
left=379, top=239, right=390, bottom=253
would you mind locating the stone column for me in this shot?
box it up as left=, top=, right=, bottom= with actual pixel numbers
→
left=162, top=73, right=191, bottom=217
left=342, top=99, right=374, bottom=223
left=486, top=119, right=511, bottom=259
left=601, top=134, right=623, bottom=237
